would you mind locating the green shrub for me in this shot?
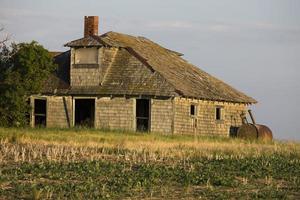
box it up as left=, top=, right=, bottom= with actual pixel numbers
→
left=0, top=41, right=56, bottom=127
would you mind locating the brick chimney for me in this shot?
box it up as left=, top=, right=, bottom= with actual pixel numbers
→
left=84, top=16, right=99, bottom=37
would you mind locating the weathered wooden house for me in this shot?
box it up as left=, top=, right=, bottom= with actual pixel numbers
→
left=30, top=16, right=256, bottom=136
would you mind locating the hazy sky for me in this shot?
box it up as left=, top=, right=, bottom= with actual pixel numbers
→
left=1, top=0, right=299, bottom=140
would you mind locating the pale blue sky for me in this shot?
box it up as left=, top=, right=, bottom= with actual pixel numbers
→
left=0, top=0, right=299, bottom=140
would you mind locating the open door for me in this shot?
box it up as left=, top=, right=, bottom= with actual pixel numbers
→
left=34, top=99, right=47, bottom=127
left=75, top=99, right=95, bottom=127
left=229, top=126, right=239, bottom=137
left=136, top=99, right=150, bottom=132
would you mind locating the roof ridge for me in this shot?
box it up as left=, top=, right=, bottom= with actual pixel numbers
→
left=124, top=47, right=182, bottom=96
left=102, top=31, right=183, bottom=56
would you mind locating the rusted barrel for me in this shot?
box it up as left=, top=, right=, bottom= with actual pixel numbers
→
left=237, top=124, right=273, bottom=141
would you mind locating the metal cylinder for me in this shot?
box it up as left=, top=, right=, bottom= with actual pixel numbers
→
left=255, top=124, right=273, bottom=141
left=237, top=123, right=273, bottom=141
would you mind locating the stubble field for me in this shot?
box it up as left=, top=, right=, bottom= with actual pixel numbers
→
left=0, top=128, right=299, bottom=199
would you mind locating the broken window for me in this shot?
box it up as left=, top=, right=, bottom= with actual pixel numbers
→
left=190, top=105, right=196, bottom=116
left=216, top=107, right=222, bottom=120
left=75, top=99, right=95, bottom=127
left=34, top=99, right=47, bottom=127
left=136, top=99, right=150, bottom=132
left=74, top=47, right=98, bottom=64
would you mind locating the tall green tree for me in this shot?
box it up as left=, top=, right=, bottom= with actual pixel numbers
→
left=0, top=41, right=56, bottom=126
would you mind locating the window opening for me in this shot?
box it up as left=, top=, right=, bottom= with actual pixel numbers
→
left=216, top=107, right=222, bottom=120
left=190, top=105, right=196, bottom=116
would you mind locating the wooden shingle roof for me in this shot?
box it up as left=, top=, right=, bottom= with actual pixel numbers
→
left=46, top=31, right=256, bottom=103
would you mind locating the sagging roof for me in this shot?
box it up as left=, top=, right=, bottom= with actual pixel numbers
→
left=45, top=31, right=256, bottom=104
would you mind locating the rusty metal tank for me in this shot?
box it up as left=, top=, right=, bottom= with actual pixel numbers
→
left=237, top=124, right=273, bottom=141
left=237, top=110, right=273, bottom=141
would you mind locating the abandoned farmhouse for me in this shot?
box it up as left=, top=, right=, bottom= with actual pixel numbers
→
left=30, top=16, right=257, bottom=136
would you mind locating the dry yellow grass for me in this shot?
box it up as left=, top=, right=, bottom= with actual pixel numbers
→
left=0, top=127, right=299, bottom=165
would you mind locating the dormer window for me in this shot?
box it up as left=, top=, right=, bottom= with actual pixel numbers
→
left=74, top=47, right=98, bottom=64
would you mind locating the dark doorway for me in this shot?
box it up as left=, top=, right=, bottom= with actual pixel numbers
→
left=34, top=99, right=46, bottom=127
left=136, top=99, right=150, bottom=132
left=229, top=126, right=239, bottom=137
left=75, top=99, right=95, bottom=127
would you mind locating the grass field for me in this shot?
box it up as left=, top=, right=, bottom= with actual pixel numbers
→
left=0, top=127, right=299, bottom=199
